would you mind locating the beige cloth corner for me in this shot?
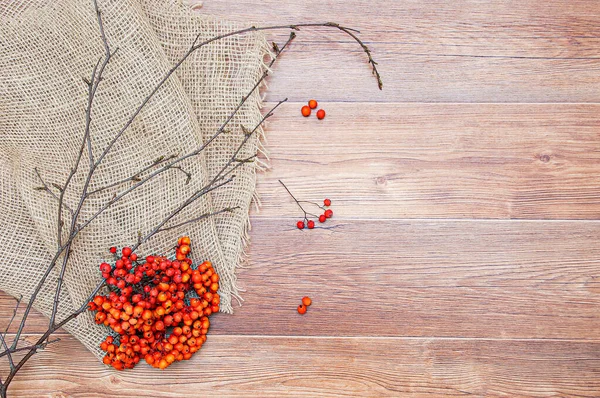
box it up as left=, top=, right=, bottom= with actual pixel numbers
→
left=0, top=0, right=269, bottom=359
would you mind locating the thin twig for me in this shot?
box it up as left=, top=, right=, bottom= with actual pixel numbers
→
left=298, top=200, right=327, bottom=211
left=0, top=335, right=14, bottom=371
left=86, top=154, right=177, bottom=196
left=279, top=180, right=320, bottom=221
left=131, top=176, right=235, bottom=252
left=48, top=0, right=117, bottom=334
left=2, top=296, right=21, bottom=342
left=0, top=339, right=60, bottom=359
left=93, top=21, right=379, bottom=175
left=56, top=57, right=101, bottom=248
left=34, top=169, right=74, bottom=217
left=155, top=207, right=239, bottom=234
left=2, top=281, right=105, bottom=388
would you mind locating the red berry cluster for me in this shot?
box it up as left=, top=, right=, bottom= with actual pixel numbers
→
left=88, top=237, right=220, bottom=370
left=301, top=99, right=326, bottom=120
left=296, top=198, right=333, bottom=230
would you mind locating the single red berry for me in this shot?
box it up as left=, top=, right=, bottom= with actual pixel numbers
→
left=308, top=99, right=318, bottom=109
left=307, top=220, right=315, bottom=229
left=301, top=106, right=311, bottom=117
left=316, top=109, right=326, bottom=120
left=324, top=199, right=331, bottom=206
left=100, top=262, right=111, bottom=273
left=130, top=253, right=138, bottom=262
left=109, top=247, right=117, bottom=254
left=297, top=304, right=307, bottom=315
left=325, top=209, right=333, bottom=218
left=319, top=214, right=326, bottom=223
left=296, top=221, right=305, bottom=229
left=122, top=247, right=132, bottom=257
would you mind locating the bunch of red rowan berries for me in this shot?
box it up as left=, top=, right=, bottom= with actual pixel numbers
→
left=88, top=237, right=220, bottom=370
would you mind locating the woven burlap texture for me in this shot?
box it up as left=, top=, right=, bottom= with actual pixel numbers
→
left=140, top=0, right=273, bottom=305
left=0, top=0, right=269, bottom=360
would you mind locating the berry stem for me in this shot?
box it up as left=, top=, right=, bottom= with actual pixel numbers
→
left=298, top=200, right=327, bottom=211
left=279, top=180, right=320, bottom=222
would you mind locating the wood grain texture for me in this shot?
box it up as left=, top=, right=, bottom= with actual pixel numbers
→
left=3, top=0, right=600, bottom=396
left=198, top=0, right=600, bottom=102
left=255, top=103, right=600, bottom=219
left=6, top=335, right=600, bottom=397
left=4, top=220, right=599, bottom=339
left=215, top=219, right=600, bottom=339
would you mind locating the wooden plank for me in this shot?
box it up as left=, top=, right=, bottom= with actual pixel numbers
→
left=209, top=219, right=600, bottom=339
left=254, top=102, right=600, bottom=220
left=195, top=0, right=600, bottom=102
left=5, top=219, right=598, bottom=338
left=6, top=335, right=600, bottom=397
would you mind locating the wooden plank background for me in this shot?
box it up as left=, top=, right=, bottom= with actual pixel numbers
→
left=2, top=0, right=600, bottom=396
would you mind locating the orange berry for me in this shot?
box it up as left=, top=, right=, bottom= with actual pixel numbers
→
left=297, top=304, right=307, bottom=314
left=302, top=296, right=312, bottom=306
left=301, top=105, right=311, bottom=117
left=178, top=236, right=191, bottom=246
left=308, top=99, right=318, bottom=109
left=157, top=292, right=168, bottom=302
left=316, top=109, right=326, bottom=120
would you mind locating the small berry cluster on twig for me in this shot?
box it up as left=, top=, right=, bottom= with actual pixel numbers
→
left=279, top=180, right=333, bottom=230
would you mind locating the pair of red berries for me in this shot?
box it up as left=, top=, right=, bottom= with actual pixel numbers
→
left=301, top=99, right=326, bottom=120
left=297, top=296, right=312, bottom=314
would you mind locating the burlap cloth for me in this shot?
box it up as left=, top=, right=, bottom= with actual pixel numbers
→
left=0, top=0, right=270, bottom=359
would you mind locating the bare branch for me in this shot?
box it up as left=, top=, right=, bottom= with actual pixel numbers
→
left=0, top=339, right=60, bottom=359
left=48, top=0, right=117, bottom=334
left=279, top=180, right=321, bottom=221
left=34, top=169, right=74, bottom=216
left=0, top=335, right=14, bottom=371
left=2, top=297, right=21, bottom=344
left=86, top=154, right=177, bottom=196
left=155, top=207, right=239, bottom=234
